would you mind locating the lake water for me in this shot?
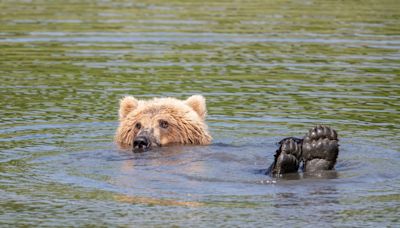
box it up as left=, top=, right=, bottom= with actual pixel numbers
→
left=1, top=0, right=399, bottom=226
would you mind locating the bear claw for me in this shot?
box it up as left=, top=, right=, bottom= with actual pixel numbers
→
left=307, top=125, right=337, bottom=141
left=270, top=137, right=303, bottom=175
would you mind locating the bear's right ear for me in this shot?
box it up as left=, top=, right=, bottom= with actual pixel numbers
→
left=119, top=96, right=138, bottom=120
left=185, top=95, right=207, bottom=120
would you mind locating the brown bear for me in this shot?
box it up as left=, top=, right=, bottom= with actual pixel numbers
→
left=115, top=95, right=339, bottom=176
left=115, top=95, right=212, bottom=151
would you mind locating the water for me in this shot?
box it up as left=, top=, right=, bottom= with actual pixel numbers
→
left=1, top=0, right=399, bottom=226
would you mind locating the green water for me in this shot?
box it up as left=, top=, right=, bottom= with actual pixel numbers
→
left=1, top=0, right=399, bottom=226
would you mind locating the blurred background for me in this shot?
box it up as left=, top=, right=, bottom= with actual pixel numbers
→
left=0, top=0, right=399, bottom=226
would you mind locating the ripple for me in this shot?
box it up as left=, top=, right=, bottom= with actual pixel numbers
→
left=2, top=33, right=400, bottom=45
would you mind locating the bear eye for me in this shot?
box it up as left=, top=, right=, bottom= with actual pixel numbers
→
left=159, top=120, right=169, bottom=129
left=135, top=122, right=142, bottom=130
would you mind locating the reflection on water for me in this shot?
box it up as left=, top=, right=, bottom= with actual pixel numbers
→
left=0, top=0, right=399, bottom=226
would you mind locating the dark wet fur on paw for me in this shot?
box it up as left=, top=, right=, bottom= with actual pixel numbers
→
left=268, top=137, right=303, bottom=176
left=267, top=125, right=339, bottom=176
left=302, top=125, right=339, bottom=172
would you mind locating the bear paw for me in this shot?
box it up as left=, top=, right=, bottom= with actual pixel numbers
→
left=270, top=137, right=303, bottom=175
left=302, top=125, right=339, bottom=172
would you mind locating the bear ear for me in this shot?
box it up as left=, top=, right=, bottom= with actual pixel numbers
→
left=185, top=95, right=207, bottom=119
left=119, top=96, right=138, bottom=119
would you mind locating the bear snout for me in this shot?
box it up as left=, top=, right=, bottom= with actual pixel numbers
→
left=133, top=136, right=150, bottom=152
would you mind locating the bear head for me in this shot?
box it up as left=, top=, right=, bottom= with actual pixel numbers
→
left=115, top=95, right=212, bottom=152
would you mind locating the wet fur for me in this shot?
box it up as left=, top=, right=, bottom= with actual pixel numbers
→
left=268, top=125, right=339, bottom=176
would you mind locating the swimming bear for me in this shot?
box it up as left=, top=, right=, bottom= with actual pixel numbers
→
left=115, top=95, right=339, bottom=176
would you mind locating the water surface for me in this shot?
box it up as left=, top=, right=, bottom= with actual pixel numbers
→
left=1, top=0, right=399, bottom=226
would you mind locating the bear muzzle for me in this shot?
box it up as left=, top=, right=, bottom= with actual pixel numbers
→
left=132, top=129, right=160, bottom=152
left=133, top=136, right=150, bottom=151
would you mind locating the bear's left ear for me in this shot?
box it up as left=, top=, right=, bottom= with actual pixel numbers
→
left=119, top=96, right=138, bottom=120
left=185, top=95, right=207, bottom=119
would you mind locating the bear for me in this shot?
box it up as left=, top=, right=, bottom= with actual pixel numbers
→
left=115, top=95, right=212, bottom=152
left=115, top=95, right=339, bottom=176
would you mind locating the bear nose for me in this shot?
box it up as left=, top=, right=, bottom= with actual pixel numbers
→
left=133, top=136, right=150, bottom=150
